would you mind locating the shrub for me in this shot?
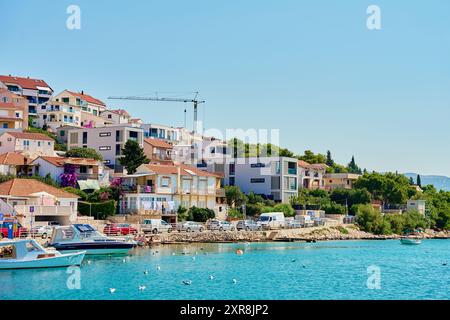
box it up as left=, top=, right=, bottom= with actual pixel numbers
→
left=177, top=206, right=189, bottom=222
left=273, top=203, right=295, bottom=217
left=63, top=187, right=87, bottom=200
left=323, top=202, right=347, bottom=215
left=228, top=208, right=244, bottom=219
left=78, top=200, right=116, bottom=220
left=188, top=207, right=215, bottom=222
left=66, top=147, right=103, bottom=161
left=355, top=204, right=391, bottom=235
left=336, top=226, right=349, bottom=234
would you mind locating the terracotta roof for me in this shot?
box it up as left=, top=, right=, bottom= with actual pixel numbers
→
left=297, top=160, right=311, bottom=168
left=297, top=160, right=328, bottom=170
left=65, top=90, right=105, bottom=106
left=142, top=163, right=223, bottom=178
left=144, top=138, right=173, bottom=149
left=107, top=109, right=130, bottom=117
left=0, top=152, right=31, bottom=165
left=130, top=118, right=142, bottom=123
left=0, top=179, right=79, bottom=198
left=35, top=156, right=100, bottom=167
left=4, top=131, right=54, bottom=141
left=0, top=75, right=52, bottom=91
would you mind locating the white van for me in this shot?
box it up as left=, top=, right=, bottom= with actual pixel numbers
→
left=258, top=212, right=286, bottom=230
left=141, top=219, right=173, bottom=234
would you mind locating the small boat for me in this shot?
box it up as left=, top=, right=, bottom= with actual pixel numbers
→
left=400, top=237, right=422, bottom=245
left=0, top=239, right=85, bottom=270
left=49, top=224, right=136, bottom=255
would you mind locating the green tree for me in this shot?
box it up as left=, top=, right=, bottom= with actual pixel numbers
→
left=66, top=147, right=103, bottom=161
left=347, top=156, right=362, bottom=174
left=224, top=185, right=247, bottom=208
left=416, top=174, right=422, bottom=188
left=409, top=177, right=415, bottom=185
left=119, top=140, right=149, bottom=174
left=326, top=150, right=335, bottom=167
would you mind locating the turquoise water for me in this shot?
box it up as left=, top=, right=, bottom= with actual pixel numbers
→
left=1, top=240, right=449, bottom=300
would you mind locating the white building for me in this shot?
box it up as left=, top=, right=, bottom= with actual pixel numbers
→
left=298, top=160, right=328, bottom=190
left=36, top=101, right=82, bottom=131
left=100, top=109, right=131, bottom=125
left=407, top=200, right=426, bottom=215
left=0, top=75, right=53, bottom=117
left=222, top=156, right=299, bottom=203
left=141, top=123, right=181, bottom=143
left=0, top=131, right=55, bottom=158
left=66, top=125, right=144, bottom=171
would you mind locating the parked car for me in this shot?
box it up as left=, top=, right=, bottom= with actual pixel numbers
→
left=236, top=220, right=262, bottom=231
left=285, top=219, right=303, bottom=229
left=0, top=220, right=28, bottom=239
left=30, top=225, right=54, bottom=239
left=176, top=221, right=205, bottom=233
left=208, top=220, right=235, bottom=232
left=103, top=223, right=138, bottom=236
left=258, top=212, right=286, bottom=230
left=141, top=219, right=173, bottom=234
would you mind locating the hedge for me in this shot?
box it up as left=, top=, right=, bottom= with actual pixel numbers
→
left=78, top=200, right=116, bottom=220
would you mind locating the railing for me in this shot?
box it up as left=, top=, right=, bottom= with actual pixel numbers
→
left=14, top=205, right=73, bottom=216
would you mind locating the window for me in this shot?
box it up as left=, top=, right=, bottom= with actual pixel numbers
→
left=251, top=178, right=265, bottom=183
left=99, top=146, right=111, bottom=151
left=229, top=163, right=235, bottom=175
left=38, top=141, right=41, bottom=147
left=93, top=110, right=97, bottom=116
left=229, top=177, right=235, bottom=186
left=161, top=177, right=170, bottom=187
left=116, top=130, right=121, bottom=142
left=82, top=132, right=88, bottom=144
left=108, top=114, right=112, bottom=119
left=251, top=163, right=265, bottom=168
left=2, top=123, right=7, bottom=129
left=48, top=142, right=51, bottom=146
left=99, top=132, right=111, bottom=137
left=115, top=144, right=121, bottom=156
left=60, top=130, right=65, bottom=137
left=62, top=97, right=70, bottom=103
left=79, top=166, right=87, bottom=173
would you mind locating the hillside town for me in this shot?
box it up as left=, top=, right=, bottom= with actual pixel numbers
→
left=0, top=74, right=440, bottom=241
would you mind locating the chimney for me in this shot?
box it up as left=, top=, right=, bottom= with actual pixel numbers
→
left=81, top=90, right=84, bottom=95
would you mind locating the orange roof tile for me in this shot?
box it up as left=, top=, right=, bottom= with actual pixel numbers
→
left=66, top=90, right=105, bottom=106
left=0, top=152, right=31, bottom=165
left=144, top=138, right=173, bottom=149
left=5, top=131, right=54, bottom=141
left=36, top=156, right=100, bottom=167
left=142, top=163, right=223, bottom=178
left=0, top=75, right=52, bottom=91
left=0, top=179, right=78, bottom=198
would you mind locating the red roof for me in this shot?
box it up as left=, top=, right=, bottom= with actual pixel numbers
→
left=144, top=138, right=173, bottom=149
left=142, top=163, right=223, bottom=178
left=4, top=131, right=54, bottom=141
left=35, top=156, right=100, bottom=167
left=107, top=109, right=130, bottom=117
left=65, top=90, right=105, bottom=106
left=0, top=75, right=52, bottom=91
left=0, top=179, right=78, bottom=199
left=0, top=152, right=31, bottom=165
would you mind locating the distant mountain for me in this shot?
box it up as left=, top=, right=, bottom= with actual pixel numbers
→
left=404, top=173, right=450, bottom=191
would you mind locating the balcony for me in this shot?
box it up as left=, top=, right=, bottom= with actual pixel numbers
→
left=14, top=205, right=73, bottom=216
left=287, top=168, right=297, bottom=175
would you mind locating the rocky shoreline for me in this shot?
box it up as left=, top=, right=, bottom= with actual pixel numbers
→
left=143, top=224, right=450, bottom=245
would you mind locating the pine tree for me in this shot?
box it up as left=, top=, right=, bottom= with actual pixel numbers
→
left=347, top=156, right=362, bottom=174
left=409, top=177, right=415, bottom=185
left=119, top=140, right=149, bottom=174
left=326, top=150, right=335, bottom=167
left=416, top=174, right=422, bottom=187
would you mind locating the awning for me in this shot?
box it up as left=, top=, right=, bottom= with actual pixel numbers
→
left=36, top=86, right=51, bottom=91
left=78, top=179, right=100, bottom=191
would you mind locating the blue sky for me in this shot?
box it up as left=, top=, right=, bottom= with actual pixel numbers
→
left=1, top=0, right=450, bottom=175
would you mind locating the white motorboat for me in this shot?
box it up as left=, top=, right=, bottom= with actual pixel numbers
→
left=400, top=237, right=422, bottom=245
left=49, top=224, right=136, bottom=255
left=0, top=239, right=85, bottom=270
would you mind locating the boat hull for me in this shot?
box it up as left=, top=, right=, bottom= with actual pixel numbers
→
left=0, top=252, right=85, bottom=270
left=51, top=242, right=134, bottom=255
left=400, top=239, right=422, bottom=245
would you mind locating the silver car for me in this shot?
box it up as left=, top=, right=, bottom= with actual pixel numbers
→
left=177, top=221, right=205, bottom=233
left=236, top=220, right=262, bottom=231
left=30, top=225, right=53, bottom=239
left=208, top=220, right=235, bottom=232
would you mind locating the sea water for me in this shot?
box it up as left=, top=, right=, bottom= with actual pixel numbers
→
left=1, top=240, right=449, bottom=300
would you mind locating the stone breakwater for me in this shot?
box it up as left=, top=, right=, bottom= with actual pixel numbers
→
left=144, top=225, right=449, bottom=245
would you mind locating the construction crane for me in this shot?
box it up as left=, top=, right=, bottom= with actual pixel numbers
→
left=107, top=93, right=205, bottom=134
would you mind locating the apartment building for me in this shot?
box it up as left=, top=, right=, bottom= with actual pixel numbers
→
left=222, top=156, right=299, bottom=203
left=323, top=173, right=361, bottom=190
left=0, top=75, right=53, bottom=117
left=119, top=163, right=226, bottom=223
left=0, top=87, right=28, bottom=130
left=0, top=132, right=55, bottom=158
left=143, top=138, right=173, bottom=165
left=36, top=100, right=82, bottom=131
left=32, top=156, right=109, bottom=187
left=66, top=125, right=144, bottom=171
left=298, top=160, right=327, bottom=190
left=100, top=109, right=131, bottom=124
left=141, top=123, right=181, bottom=143
left=52, top=90, right=111, bottom=128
